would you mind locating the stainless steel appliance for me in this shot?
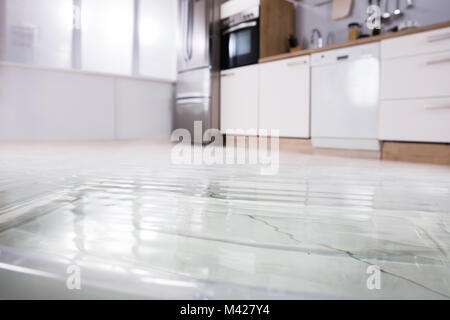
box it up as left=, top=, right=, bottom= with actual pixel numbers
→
left=175, top=0, right=221, bottom=141
left=220, top=0, right=260, bottom=70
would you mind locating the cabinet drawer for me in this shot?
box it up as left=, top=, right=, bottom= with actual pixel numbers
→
left=379, top=97, right=450, bottom=143
left=381, top=27, right=450, bottom=59
left=381, top=50, right=450, bottom=100
left=261, top=55, right=309, bottom=69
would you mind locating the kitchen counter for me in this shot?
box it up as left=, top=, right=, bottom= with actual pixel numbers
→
left=259, top=20, right=450, bottom=63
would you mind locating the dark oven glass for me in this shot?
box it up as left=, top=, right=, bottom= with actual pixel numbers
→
left=221, top=19, right=259, bottom=70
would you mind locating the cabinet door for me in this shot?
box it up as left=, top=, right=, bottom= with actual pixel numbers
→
left=220, top=64, right=258, bottom=135
left=381, top=27, right=450, bottom=60
left=381, top=50, right=450, bottom=100
left=81, top=0, right=134, bottom=75
left=259, top=56, right=310, bottom=138
left=379, top=97, right=450, bottom=143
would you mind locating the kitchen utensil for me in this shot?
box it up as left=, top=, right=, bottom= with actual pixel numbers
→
left=372, top=27, right=381, bottom=36
left=393, top=0, right=403, bottom=17
left=388, top=26, right=399, bottom=32
left=398, top=20, right=419, bottom=30
left=332, top=0, right=354, bottom=20
left=326, top=32, right=335, bottom=45
left=382, top=0, right=391, bottom=22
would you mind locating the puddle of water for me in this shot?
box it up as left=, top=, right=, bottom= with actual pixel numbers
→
left=0, top=142, right=449, bottom=299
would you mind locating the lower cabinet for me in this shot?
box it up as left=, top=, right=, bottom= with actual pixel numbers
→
left=220, top=56, right=311, bottom=138
left=379, top=97, right=450, bottom=143
left=259, top=55, right=310, bottom=138
left=380, top=50, right=450, bottom=100
left=379, top=31, right=450, bottom=144
left=220, top=27, right=450, bottom=144
left=220, top=64, right=259, bottom=135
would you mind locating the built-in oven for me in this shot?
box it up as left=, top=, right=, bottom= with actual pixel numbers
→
left=220, top=5, right=259, bottom=70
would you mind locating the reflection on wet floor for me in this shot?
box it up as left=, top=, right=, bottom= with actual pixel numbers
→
left=0, top=142, right=449, bottom=299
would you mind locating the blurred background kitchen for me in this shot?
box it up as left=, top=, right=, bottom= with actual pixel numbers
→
left=0, top=0, right=449, bottom=144
left=0, top=0, right=177, bottom=141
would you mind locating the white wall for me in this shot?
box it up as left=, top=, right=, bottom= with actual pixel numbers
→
left=0, top=63, right=174, bottom=141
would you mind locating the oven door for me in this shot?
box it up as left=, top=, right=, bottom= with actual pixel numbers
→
left=221, top=19, right=259, bottom=70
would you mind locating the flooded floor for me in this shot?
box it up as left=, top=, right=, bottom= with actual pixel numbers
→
left=0, top=141, right=449, bottom=299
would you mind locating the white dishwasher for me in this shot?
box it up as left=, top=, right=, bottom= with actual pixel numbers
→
left=311, top=42, right=380, bottom=151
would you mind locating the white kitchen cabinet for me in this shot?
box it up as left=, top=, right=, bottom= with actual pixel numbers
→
left=379, top=97, right=450, bottom=143
left=220, top=64, right=259, bottom=135
left=381, top=26, right=450, bottom=60
left=259, top=55, right=310, bottom=138
left=381, top=50, right=450, bottom=100
left=139, top=0, right=177, bottom=81
left=81, top=0, right=134, bottom=75
left=379, top=26, right=450, bottom=143
left=0, top=65, right=115, bottom=141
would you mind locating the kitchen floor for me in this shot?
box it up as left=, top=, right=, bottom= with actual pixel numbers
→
left=0, top=141, right=449, bottom=299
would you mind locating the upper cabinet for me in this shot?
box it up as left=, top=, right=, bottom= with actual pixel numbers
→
left=259, top=55, right=310, bottom=138
left=0, top=0, right=178, bottom=80
left=139, top=0, right=178, bottom=81
left=81, top=0, right=134, bottom=75
left=220, top=64, right=259, bottom=135
left=259, top=0, right=294, bottom=59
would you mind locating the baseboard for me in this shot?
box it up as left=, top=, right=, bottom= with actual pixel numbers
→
left=224, top=136, right=378, bottom=159
left=382, top=141, right=450, bottom=166
left=313, top=148, right=381, bottom=160
left=312, top=138, right=381, bottom=151
left=224, top=135, right=314, bottom=153
left=223, top=136, right=450, bottom=164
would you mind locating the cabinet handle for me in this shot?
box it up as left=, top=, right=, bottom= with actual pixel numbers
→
left=427, top=32, right=450, bottom=43
left=177, top=98, right=206, bottom=105
left=287, top=60, right=307, bottom=67
left=337, top=55, right=349, bottom=61
left=221, top=73, right=235, bottom=77
left=425, top=104, right=450, bottom=110
left=426, top=57, right=450, bottom=65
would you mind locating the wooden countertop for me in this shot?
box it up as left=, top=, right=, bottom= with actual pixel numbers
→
left=259, top=20, right=450, bottom=64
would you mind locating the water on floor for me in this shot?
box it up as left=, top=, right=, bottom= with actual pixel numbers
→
left=0, top=142, right=449, bottom=299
